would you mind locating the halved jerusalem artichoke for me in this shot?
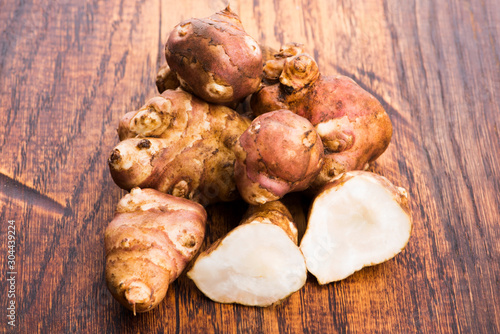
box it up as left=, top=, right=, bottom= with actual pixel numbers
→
left=187, top=201, right=307, bottom=307
left=299, top=171, right=412, bottom=284
left=251, top=53, right=393, bottom=190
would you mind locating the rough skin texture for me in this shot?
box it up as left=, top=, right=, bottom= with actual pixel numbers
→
left=187, top=201, right=307, bottom=306
left=233, top=109, right=324, bottom=205
left=321, top=171, right=411, bottom=222
left=262, top=43, right=306, bottom=84
left=165, top=6, right=263, bottom=106
left=251, top=53, right=393, bottom=190
left=156, top=63, right=180, bottom=93
left=105, top=188, right=207, bottom=314
left=241, top=201, right=299, bottom=243
left=259, top=44, right=279, bottom=63
left=108, top=89, right=251, bottom=206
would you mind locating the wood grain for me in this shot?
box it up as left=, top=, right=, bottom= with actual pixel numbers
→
left=0, top=0, right=499, bottom=332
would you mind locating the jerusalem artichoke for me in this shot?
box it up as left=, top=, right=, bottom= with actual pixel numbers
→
left=187, top=201, right=307, bottom=307
left=108, top=89, right=251, bottom=206
left=251, top=53, right=393, bottom=190
left=105, top=188, right=207, bottom=314
left=103, top=8, right=414, bottom=313
left=165, top=6, right=263, bottom=106
left=233, top=109, right=324, bottom=205
left=299, top=171, right=412, bottom=284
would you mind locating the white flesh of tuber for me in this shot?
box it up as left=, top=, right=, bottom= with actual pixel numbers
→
left=188, top=203, right=307, bottom=306
left=300, top=171, right=412, bottom=284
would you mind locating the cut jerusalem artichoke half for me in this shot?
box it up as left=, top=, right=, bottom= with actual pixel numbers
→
left=187, top=201, right=307, bottom=307
left=105, top=188, right=207, bottom=314
left=300, top=171, right=412, bottom=284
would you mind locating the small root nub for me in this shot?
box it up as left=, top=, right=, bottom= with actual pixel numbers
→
left=136, top=139, right=152, bottom=149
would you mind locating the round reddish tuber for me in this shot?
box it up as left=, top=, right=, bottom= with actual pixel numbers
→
left=233, top=109, right=324, bottom=205
left=165, top=6, right=263, bottom=106
left=251, top=53, right=392, bottom=190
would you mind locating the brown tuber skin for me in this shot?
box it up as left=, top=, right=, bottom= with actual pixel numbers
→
left=165, top=6, right=263, bottom=106
left=105, top=188, right=207, bottom=314
left=156, top=63, right=180, bottom=93
left=109, top=89, right=251, bottom=206
left=259, top=44, right=279, bottom=63
left=251, top=53, right=393, bottom=190
left=262, top=43, right=306, bottom=84
left=233, top=109, right=324, bottom=205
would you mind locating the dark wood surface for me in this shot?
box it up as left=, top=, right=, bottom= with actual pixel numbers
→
left=1, top=0, right=499, bottom=333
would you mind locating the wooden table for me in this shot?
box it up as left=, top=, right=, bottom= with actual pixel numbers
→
left=1, top=0, right=499, bottom=332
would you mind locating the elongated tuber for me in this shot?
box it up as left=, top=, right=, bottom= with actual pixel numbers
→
left=251, top=52, right=393, bottom=190
left=108, top=89, right=251, bottom=205
left=187, top=201, right=307, bottom=307
left=105, top=188, right=207, bottom=314
left=166, top=6, right=263, bottom=106
left=233, top=109, right=324, bottom=205
left=299, top=171, right=412, bottom=284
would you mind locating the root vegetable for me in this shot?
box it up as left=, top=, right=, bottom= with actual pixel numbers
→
left=259, top=44, right=279, bottom=63
left=299, top=171, right=412, bottom=284
left=233, top=109, right=324, bottom=205
left=187, top=201, right=307, bottom=307
left=262, top=43, right=306, bottom=84
left=156, top=63, right=180, bottom=93
left=165, top=6, right=263, bottom=106
left=105, top=188, right=207, bottom=314
left=108, top=89, right=251, bottom=205
left=251, top=53, right=393, bottom=190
